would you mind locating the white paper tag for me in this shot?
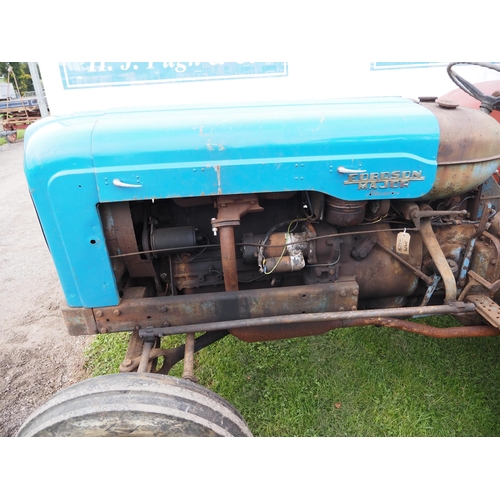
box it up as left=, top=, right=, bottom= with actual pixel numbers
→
left=396, top=230, right=411, bottom=255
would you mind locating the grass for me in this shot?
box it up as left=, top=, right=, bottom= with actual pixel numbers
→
left=0, top=128, right=25, bottom=146
left=84, top=315, right=500, bottom=436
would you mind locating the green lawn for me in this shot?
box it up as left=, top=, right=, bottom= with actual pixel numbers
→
left=84, top=316, right=500, bottom=436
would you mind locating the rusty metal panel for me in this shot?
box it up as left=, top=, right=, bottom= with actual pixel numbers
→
left=92, top=281, right=359, bottom=334
left=229, top=317, right=500, bottom=342
left=61, top=306, right=98, bottom=336
left=420, top=102, right=500, bottom=199
left=338, top=223, right=423, bottom=299
left=95, top=302, right=475, bottom=338
left=230, top=321, right=347, bottom=342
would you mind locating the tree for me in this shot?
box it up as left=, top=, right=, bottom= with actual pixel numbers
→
left=0, top=62, right=34, bottom=96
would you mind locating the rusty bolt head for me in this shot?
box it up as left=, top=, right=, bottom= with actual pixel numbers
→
left=351, top=306, right=357, bottom=311
left=329, top=269, right=334, bottom=275
left=352, top=290, right=359, bottom=296
left=316, top=270, right=322, bottom=277
left=340, top=290, right=346, bottom=297
left=95, top=310, right=103, bottom=317
left=491, top=260, right=497, bottom=265
left=100, top=327, right=107, bottom=334
left=160, top=306, right=168, bottom=313
left=163, top=321, right=170, bottom=327
left=113, top=309, right=120, bottom=316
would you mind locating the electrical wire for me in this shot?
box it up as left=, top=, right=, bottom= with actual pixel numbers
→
left=174, top=234, right=211, bottom=263
left=110, top=226, right=422, bottom=260
left=258, top=218, right=307, bottom=274
left=257, top=218, right=304, bottom=272
left=209, top=267, right=267, bottom=284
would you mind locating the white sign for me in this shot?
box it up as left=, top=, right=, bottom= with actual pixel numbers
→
left=38, top=62, right=500, bottom=115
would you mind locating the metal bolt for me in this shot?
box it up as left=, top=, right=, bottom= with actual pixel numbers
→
left=329, top=269, right=334, bottom=275
left=113, top=309, right=120, bottom=316
left=316, top=270, right=322, bottom=277
left=160, top=306, right=168, bottom=313
left=351, top=306, right=357, bottom=311
left=163, top=321, right=170, bottom=327
left=352, top=290, right=359, bottom=296
left=95, top=310, right=103, bottom=317
left=100, top=327, right=107, bottom=333
left=340, top=290, right=346, bottom=297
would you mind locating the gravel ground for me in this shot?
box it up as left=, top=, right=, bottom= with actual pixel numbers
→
left=0, top=139, right=90, bottom=437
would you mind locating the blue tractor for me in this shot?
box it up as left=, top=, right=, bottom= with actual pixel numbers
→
left=18, top=62, right=500, bottom=436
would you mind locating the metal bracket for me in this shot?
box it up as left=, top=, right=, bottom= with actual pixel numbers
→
left=465, top=295, right=500, bottom=329
left=351, top=237, right=377, bottom=261
left=211, top=194, right=263, bottom=229
left=139, top=326, right=173, bottom=342
left=459, top=270, right=500, bottom=300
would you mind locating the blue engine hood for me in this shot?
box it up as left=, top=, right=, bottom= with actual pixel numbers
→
left=90, top=97, right=439, bottom=202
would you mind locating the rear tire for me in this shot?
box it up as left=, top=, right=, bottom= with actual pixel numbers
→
left=17, top=373, right=252, bottom=437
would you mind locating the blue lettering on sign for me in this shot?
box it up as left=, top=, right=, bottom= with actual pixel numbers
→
left=59, top=62, right=288, bottom=89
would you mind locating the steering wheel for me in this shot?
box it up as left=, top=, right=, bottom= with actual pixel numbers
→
left=447, top=62, right=500, bottom=114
